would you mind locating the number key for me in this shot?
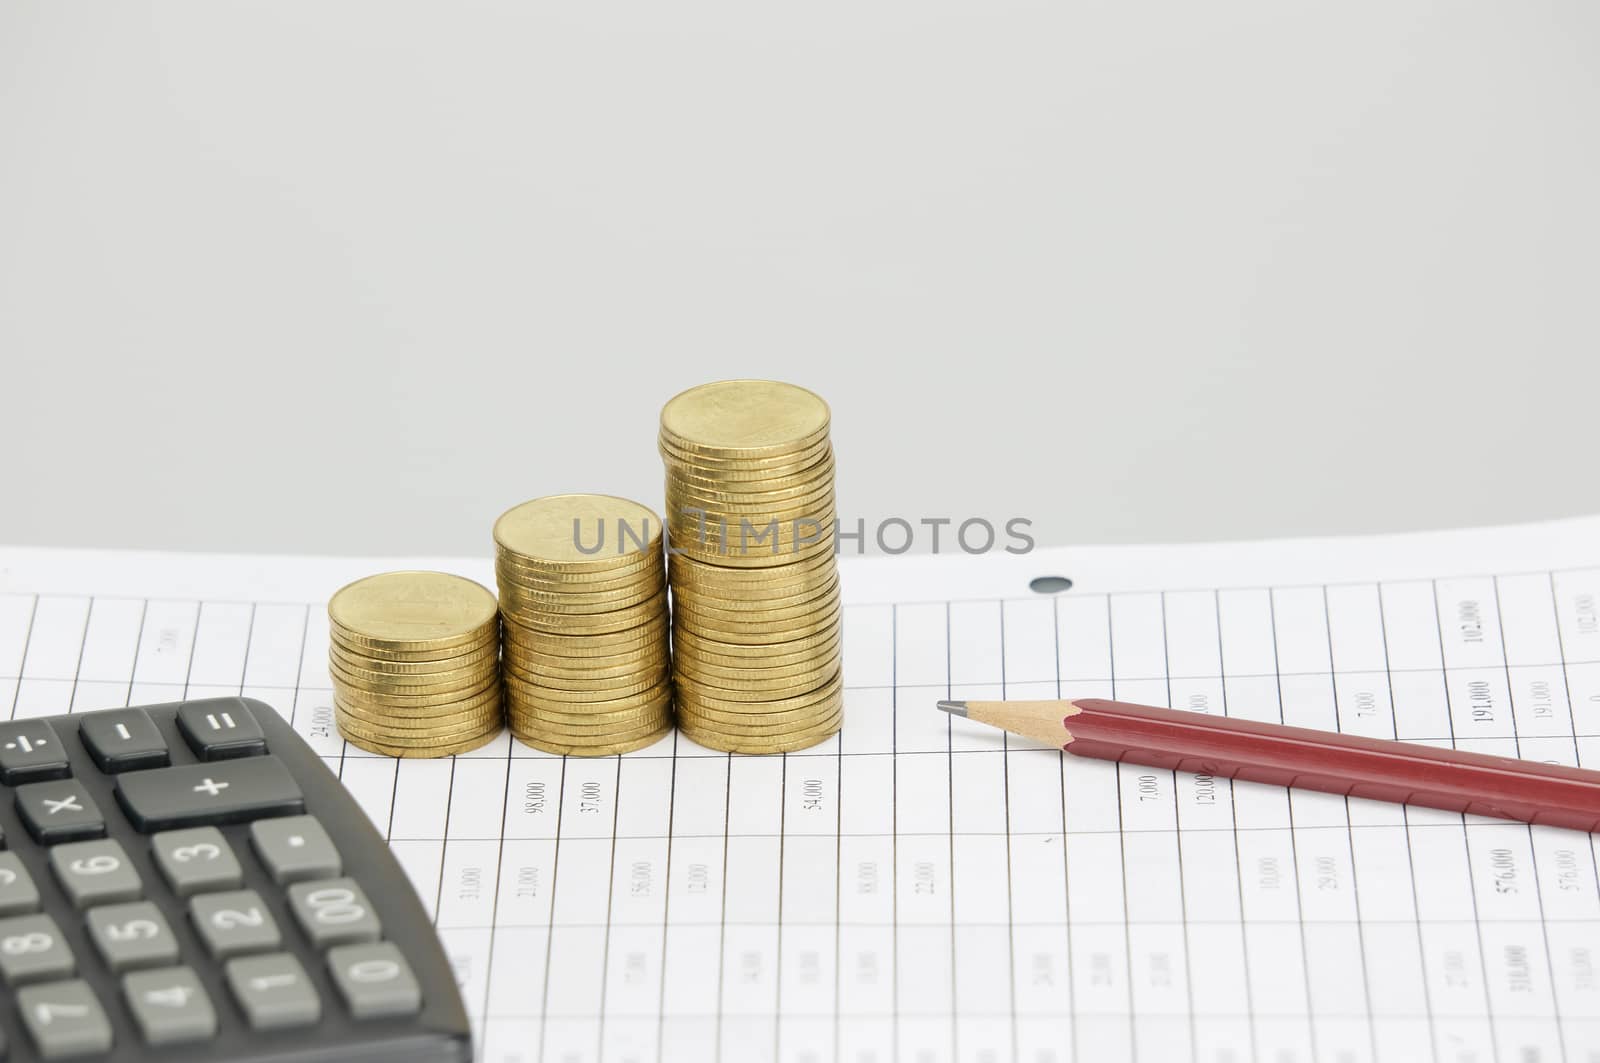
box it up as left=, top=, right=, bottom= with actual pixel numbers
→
left=287, top=877, right=381, bottom=947
left=0, top=852, right=42, bottom=916
left=0, top=913, right=75, bottom=987
left=152, top=827, right=243, bottom=896
left=17, top=979, right=113, bottom=1058
left=49, top=840, right=142, bottom=909
left=123, top=966, right=218, bottom=1045
left=86, top=901, right=180, bottom=971
left=190, top=889, right=281, bottom=958
left=327, top=941, right=422, bottom=1019
left=225, top=952, right=322, bottom=1030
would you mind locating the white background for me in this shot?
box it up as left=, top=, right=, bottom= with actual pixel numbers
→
left=3, top=1, right=1597, bottom=555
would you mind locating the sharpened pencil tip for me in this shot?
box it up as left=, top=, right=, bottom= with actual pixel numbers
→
left=936, top=700, right=969, bottom=717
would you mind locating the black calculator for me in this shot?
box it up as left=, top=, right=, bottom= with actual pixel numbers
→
left=0, top=697, right=471, bottom=1062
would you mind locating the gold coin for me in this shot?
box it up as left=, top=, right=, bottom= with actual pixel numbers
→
left=663, top=447, right=835, bottom=490
left=672, top=603, right=841, bottom=646
left=497, top=577, right=665, bottom=617
left=670, top=622, right=842, bottom=662
left=664, top=473, right=835, bottom=513
left=503, top=635, right=667, bottom=674
left=675, top=692, right=843, bottom=733
left=502, top=617, right=668, bottom=659
left=671, top=638, right=838, bottom=679
left=335, top=699, right=500, bottom=730
left=675, top=668, right=841, bottom=711
left=332, top=677, right=500, bottom=713
left=511, top=723, right=673, bottom=758
left=493, top=553, right=663, bottom=592
left=330, top=625, right=498, bottom=663
left=341, top=727, right=503, bottom=759
left=672, top=578, right=840, bottom=621
left=504, top=591, right=668, bottom=636
left=672, top=656, right=839, bottom=696
left=503, top=651, right=667, bottom=685
left=502, top=664, right=665, bottom=700
left=494, top=495, right=663, bottom=572
left=328, top=657, right=495, bottom=697
left=678, top=710, right=841, bottom=754
left=329, top=640, right=499, bottom=676
left=667, top=527, right=836, bottom=569
left=660, top=423, right=831, bottom=464
left=495, top=562, right=664, bottom=599
left=506, top=708, right=672, bottom=740
left=504, top=676, right=673, bottom=712
left=504, top=695, right=671, bottom=729
left=329, top=572, right=498, bottom=651
left=659, top=381, right=831, bottom=457
left=335, top=704, right=503, bottom=740
left=667, top=502, right=835, bottom=537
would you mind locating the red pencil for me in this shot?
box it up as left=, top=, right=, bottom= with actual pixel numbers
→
left=938, top=697, right=1600, bottom=832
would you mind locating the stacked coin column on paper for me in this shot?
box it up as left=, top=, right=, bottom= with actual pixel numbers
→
left=328, top=571, right=504, bottom=756
left=659, top=380, right=843, bottom=753
left=495, top=494, right=674, bottom=755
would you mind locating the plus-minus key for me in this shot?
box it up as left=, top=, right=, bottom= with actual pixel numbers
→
left=114, top=756, right=305, bottom=833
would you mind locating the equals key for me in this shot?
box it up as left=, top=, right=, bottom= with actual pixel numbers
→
left=175, top=697, right=269, bottom=761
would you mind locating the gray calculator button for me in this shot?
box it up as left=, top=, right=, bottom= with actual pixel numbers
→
left=123, top=966, right=217, bottom=1045
left=17, top=979, right=112, bottom=1058
left=250, top=815, right=341, bottom=884
left=327, top=942, right=422, bottom=1019
left=49, top=839, right=141, bottom=909
left=86, top=902, right=180, bottom=972
left=0, top=914, right=75, bottom=986
left=224, top=952, right=322, bottom=1030
left=0, top=852, right=42, bottom=915
left=189, top=889, right=281, bottom=958
left=287, top=877, right=381, bottom=947
left=151, top=827, right=242, bottom=896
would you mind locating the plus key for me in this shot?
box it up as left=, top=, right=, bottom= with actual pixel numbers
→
left=114, top=757, right=305, bottom=833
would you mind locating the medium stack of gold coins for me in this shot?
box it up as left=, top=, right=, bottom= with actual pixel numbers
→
left=327, top=571, right=503, bottom=757
left=494, top=495, right=674, bottom=755
left=659, top=380, right=843, bottom=753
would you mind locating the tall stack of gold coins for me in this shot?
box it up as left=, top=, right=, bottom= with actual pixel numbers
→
left=494, top=495, right=674, bottom=755
left=659, top=380, right=843, bottom=753
left=327, top=571, right=504, bottom=757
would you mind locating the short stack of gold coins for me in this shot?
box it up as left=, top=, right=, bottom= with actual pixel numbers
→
left=327, top=571, right=504, bottom=756
left=659, top=379, right=843, bottom=753
left=494, top=494, right=674, bottom=755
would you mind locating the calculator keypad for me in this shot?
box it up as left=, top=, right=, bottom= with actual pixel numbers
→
left=0, top=699, right=467, bottom=1061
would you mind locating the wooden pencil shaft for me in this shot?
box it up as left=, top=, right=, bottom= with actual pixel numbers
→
left=955, top=698, right=1600, bottom=833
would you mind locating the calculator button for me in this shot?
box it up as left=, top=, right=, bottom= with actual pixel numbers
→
left=76, top=707, right=169, bottom=773
left=49, top=840, right=141, bottom=909
left=17, top=979, right=114, bottom=1059
left=225, top=952, right=322, bottom=1030
left=151, top=827, right=243, bottom=896
left=123, top=966, right=217, bottom=1045
left=114, top=756, right=304, bottom=832
left=189, top=889, right=281, bottom=958
left=176, top=697, right=267, bottom=760
left=250, top=815, right=342, bottom=884
left=0, top=852, right=42, bottom=915
left=86, top=902, right=179, bottom=971
left=0, top=721, right=70, bottom=784
left=0, top=914, right=75, bottom=986
left=15, top=781, right=105, bottom=844
left=327, top=941, right=422, bottom=1019
left=288, top=877, right=382, bottom=948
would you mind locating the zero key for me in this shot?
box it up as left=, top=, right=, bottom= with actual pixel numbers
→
left=176, top=698, right=267, bottom=761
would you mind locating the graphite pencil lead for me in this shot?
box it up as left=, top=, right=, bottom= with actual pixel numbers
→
left=936, top=700, right=969, bottom=717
